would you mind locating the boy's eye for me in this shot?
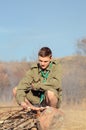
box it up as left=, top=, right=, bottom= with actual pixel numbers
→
left=40, top=61, right=48, bottom=63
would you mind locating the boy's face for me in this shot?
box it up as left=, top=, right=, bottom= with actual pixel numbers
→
left=38, top=56, right=52, bottom=70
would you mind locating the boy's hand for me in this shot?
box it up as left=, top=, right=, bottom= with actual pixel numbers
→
left=21, top=102, right=28, bottom=109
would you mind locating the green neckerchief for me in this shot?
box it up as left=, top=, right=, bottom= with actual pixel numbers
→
left=41, top=70, right=50, bottom=83
left=40, top=62, right=52, bottom=103
left=41, top=62, right=52, bottom=83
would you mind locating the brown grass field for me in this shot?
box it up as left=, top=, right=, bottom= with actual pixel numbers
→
left=61, top=107, right=86, bottom=130
left=0, top=102, right=86, bottom=130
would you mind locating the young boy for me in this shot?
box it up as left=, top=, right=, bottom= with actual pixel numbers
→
left=14, top=47, right=62, bottom=110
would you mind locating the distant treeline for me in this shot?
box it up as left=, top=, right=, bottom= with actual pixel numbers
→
left=0, top=56, right=86, bottom=104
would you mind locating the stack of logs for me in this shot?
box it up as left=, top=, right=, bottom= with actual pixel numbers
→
left=0, top=109, right=41, bottom=130
left=0, top=107, right=64, bottom=130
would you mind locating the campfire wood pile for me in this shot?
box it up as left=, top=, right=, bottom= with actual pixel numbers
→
left=0, top=107, right=64, bottom=130
left=0, top=108, right=41, bottom=130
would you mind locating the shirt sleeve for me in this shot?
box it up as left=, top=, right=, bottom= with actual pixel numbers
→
left=16, top=69, right=33, bottom=104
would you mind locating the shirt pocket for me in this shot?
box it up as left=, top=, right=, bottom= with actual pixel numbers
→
left=33, top=76, right=40, bottom=83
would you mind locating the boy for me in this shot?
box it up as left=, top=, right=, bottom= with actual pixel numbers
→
left=14, top=47, right=62, bottom=110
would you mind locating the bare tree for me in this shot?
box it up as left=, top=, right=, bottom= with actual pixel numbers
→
left=76, top=38, right=86, bottom=55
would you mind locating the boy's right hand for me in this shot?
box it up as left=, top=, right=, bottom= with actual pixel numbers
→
left=21, top=102, right=28, bottom=109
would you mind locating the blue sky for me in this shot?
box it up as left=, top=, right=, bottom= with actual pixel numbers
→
left=0, top=0, right=86, bottom=61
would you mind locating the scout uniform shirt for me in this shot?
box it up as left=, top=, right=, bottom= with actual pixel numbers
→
left=16, top=60, right=62, bottom=107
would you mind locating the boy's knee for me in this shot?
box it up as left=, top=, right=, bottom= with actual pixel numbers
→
left=46, top=90, right=57, bottom=99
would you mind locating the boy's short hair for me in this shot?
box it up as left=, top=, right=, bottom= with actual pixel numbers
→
left=38, top=47, right=52, bottom=57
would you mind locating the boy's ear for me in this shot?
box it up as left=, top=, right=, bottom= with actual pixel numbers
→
left=50, top=55, right=52, bottom=59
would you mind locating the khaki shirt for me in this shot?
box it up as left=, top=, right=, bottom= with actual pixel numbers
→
left=16, top=60, right=62, bottom=104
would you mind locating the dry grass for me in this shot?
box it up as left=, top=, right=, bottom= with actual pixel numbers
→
left=60, top=103, right=86, bottom=130
left=61, top=109, right=86, bottom=130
